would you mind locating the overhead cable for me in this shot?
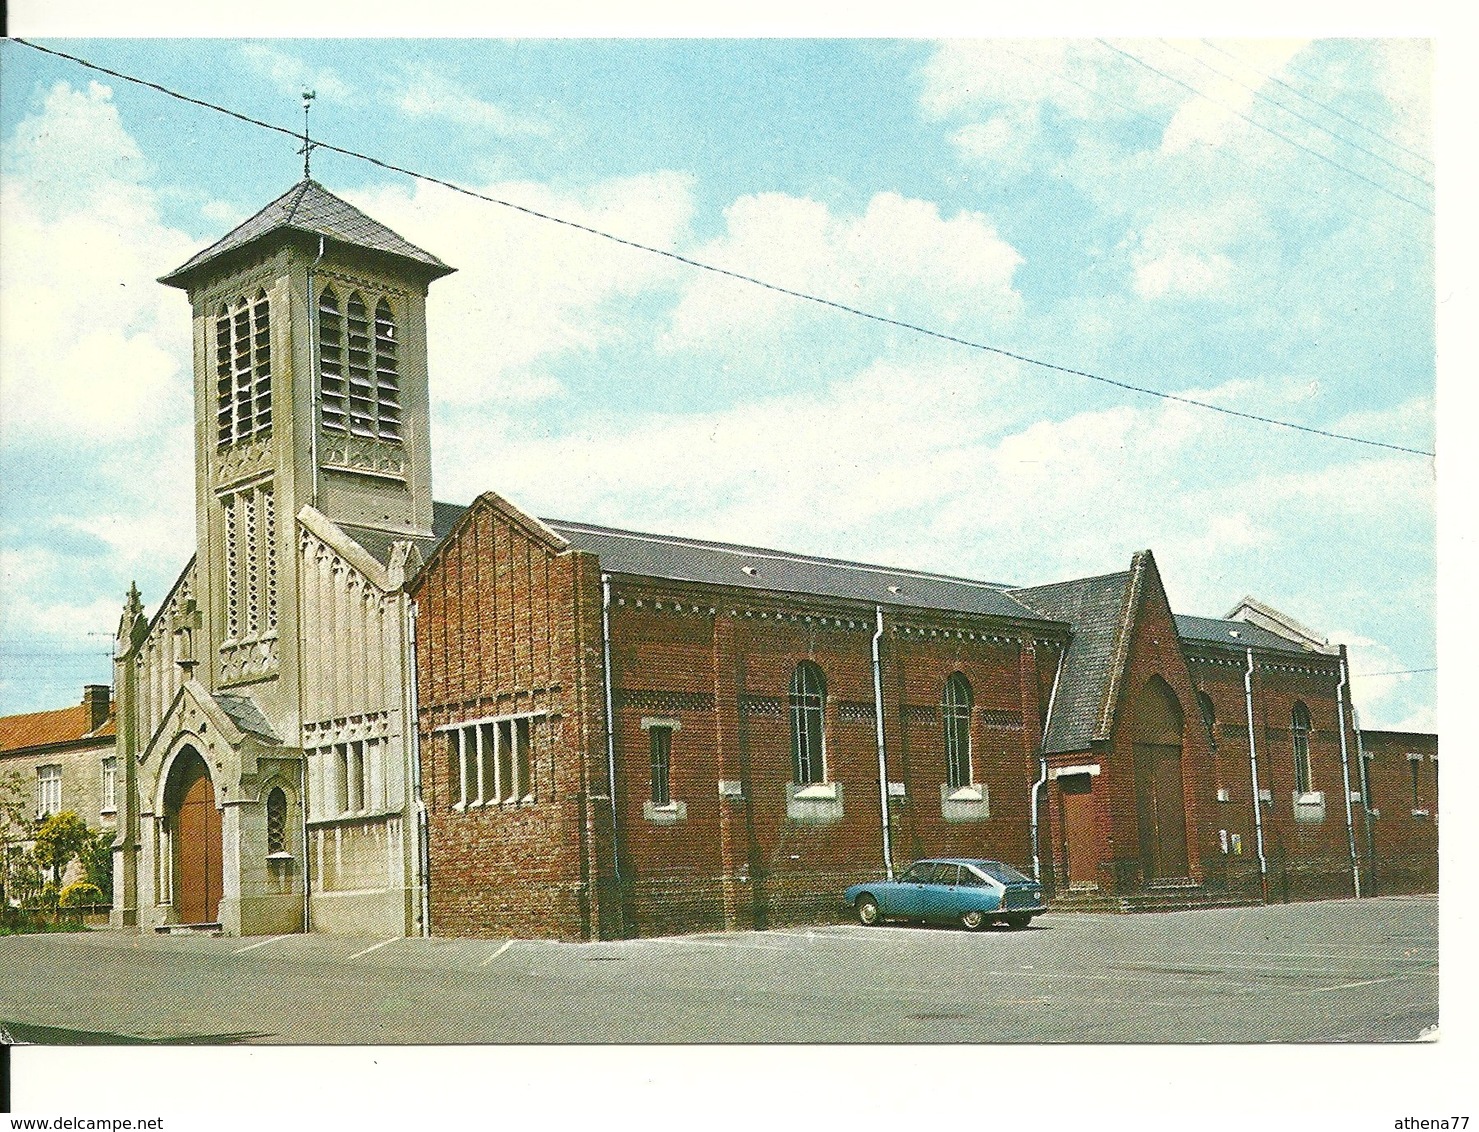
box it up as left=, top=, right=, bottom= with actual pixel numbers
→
left=11, top=38, right=1435, bottom=459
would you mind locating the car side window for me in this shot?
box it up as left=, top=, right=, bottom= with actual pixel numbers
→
left=931, top=864, right=961, bottom=886
left=958, top=868, right=988, bottom=887
left=902, top=862, right=934, bottom=883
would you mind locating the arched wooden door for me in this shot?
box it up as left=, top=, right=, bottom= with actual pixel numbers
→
left=170, top=750, right=222, bottom=924
left=1130, top=677, right=1189, bottom=882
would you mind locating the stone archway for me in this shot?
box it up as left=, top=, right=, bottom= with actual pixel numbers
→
left=165, top=747, right=222, bottom=924
left=1129, top=676, right=1189, bottom=882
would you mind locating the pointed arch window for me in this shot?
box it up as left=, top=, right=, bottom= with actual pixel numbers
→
left=1197, top=690, right=1217, bottom=749
left=789, top=661, right=826, bottom=785
left=215, top=290, right=272, bottom=445
left=266, top=787, right=288, bottom=855
left=1291, top=702, right=1313, bottom=794
left=943, top=673, right=973, bottom=789
left=317, top=286, right=402, bottom=441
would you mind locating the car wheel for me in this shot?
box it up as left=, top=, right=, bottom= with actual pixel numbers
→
left=1004, top=914, right=1032, bottom=930
left=960, top=910, right=986, bottom=931
left=856, top=896, right=881, bottom=926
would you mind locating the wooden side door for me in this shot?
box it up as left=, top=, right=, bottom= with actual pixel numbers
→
left=1060, top=774, right=1098, bottom=886
left=1135, top=742, right=1189, bottom=881
left=175, top=763, right=223, bottom=924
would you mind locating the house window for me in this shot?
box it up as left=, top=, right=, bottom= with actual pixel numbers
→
left=266, top=787, right=288, bottom=855
left=1291, top=702, right=1313, bottom=794
left=1410, top=757, right=1422, bottom=811
left=317, top=287, right=402, bottom=441
left=37, top=764, right=62, bottom=818
left=943, top=673, right=973, bottom=789
left=446, top=715, right=542, bottom=807
left=101, top=757, right=118, bottom=813
left=649, top=726, right=673, bottom=807
left=215, top=290, right=272, bottom=446
left=789, top=661, right=826, bottom=785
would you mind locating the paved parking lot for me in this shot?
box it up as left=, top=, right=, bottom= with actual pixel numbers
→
left=0, top=894, right=1437, bottom=1043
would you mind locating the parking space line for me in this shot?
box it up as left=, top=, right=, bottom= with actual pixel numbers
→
left=654, top=936, right=795, bottom=952
left=480, top=941, right=514, bottom=966
left=1307, top=974, right=1421, bottom=994
left=347, top=936, right=400, bottom=960
left=233, top=935, right=289, bottom=954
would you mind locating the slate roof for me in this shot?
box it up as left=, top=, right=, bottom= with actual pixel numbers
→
left=1174, top=614, right=1324, bottom=657
left=1006, top=571, right=1134, bottom=755
left=160, top=180, right=455, bottom=289
left=214, top=693, right=281, bottom=744
left=0, top=701, right=115, bottom=753
left=338, top=501, right=469, bottom=573
left=543, top=519, right=1049, bottom=622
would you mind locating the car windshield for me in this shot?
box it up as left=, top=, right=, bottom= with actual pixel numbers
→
left=973, top=860, right=1033, bottom=884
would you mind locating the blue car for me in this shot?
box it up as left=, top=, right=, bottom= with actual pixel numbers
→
left=844, top=858, right=1046, bottom=931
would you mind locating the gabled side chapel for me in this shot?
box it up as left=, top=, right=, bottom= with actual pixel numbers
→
left=108, top=181, right=1436, bottom=939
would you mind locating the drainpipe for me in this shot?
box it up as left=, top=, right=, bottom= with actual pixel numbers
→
left=1353, top=705, right=1377, bottom=897
left=600, top=575, right=624, bottom=925
left=307, top=235, right=326, bottom=508
left=1244, top=648, right=1268, bottom=904
left=408, top=600, right=431, bottom=936
left=1030, top=647, right=1066, bottom=885
left=299, top=756, right=311, bottom=934
left=1336, top=645, right=1361, bottom=899
left=871, top=606, right=893, bottom=881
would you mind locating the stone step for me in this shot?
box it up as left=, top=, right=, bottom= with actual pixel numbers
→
left=155, top=922, right=224, bottom=935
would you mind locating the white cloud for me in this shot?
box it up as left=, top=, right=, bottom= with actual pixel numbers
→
left=0, top=82, right=196, bottom=443
left=347, top=173, right=695, bottom=406
left=391, top=66, right=551, bottom=137
left=241, top=43, right=350, bottom=102
left=662, top=191, right=1023, bottom=351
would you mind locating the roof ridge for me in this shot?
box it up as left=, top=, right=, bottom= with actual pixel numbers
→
left=541, top=518, right=1018, bottom=590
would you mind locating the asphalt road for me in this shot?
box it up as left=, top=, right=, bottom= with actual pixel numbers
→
left=0, top=894, right=1437, bottom=1043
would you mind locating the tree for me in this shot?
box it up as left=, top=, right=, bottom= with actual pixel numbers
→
left=80, top=827, right=114, bottom=903
left=32, top=811, right=90, bottom=887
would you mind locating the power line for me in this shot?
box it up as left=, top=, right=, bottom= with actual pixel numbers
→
left=12, top=38, right=1435, bottom=459
left=1202, top=40, right=1433, bottom=170
left=1097, top=39, right=1434, bottom=216
left=1156, top=39, right=1432, bottom=192
left=1352, top=666, right=1436, bottom=679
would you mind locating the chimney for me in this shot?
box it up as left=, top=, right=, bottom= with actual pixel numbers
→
left=83, top=684, right=111, bottom=731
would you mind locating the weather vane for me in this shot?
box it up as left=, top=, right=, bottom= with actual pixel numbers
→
left=298, top=90, right=317, bottom=179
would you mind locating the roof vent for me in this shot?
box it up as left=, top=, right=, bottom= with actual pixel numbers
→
left=887, top=585, right=903, bottom=595
left=1228, top=629, right=1241, bottom=638
left=741, top=565, right=759, bottom=577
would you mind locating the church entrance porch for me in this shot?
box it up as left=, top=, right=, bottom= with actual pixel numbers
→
left=167, top=748, right=222, bottom=925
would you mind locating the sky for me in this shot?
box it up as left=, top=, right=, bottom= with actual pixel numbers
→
left=0, top=36, right=1438, bottom=728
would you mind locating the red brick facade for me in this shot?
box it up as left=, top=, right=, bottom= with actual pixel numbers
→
left=411, top=501, right=1437, bottom=939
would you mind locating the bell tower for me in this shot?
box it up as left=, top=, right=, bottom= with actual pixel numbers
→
left=159, top=179, right=455, bottom=729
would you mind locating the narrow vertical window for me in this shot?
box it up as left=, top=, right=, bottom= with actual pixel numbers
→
left=262, top=487, right=277, bottom=631
left=479, top=721, right=496, bottom=804
left=943, top=673, right=973, bottom=789
left=649, top=726, right=672, bottom=807
left=223, top=495, right=240, bottom=640
left=374, top=299, right=401, bottom=441
left=497, top=719, right=515, bottom=802
left=266, top=787, right=288, bottom=855
left=214, top=293, right=272, bottom=444
left=336, top=745, right=351, bottom=815
left=1291, top=702, right=1312, bottom=794
left=346, top=292, right=373, bottom=437
left=515, top=717, right=532, bottom=801
left=1410, top=758, right=1422, bottom=810
left=448, top=731, right=464, bottom=807
left=1197, top=690, right=1217, bottom=749
left=101, top=757, right=118, bottom=812
left=243, top=491, right=260, bottom=637
left=318, top=284, right=346, bottom=433
left=789, top=661, right=826, bottom=785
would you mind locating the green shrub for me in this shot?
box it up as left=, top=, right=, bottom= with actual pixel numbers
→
left=59, top=881, right=105, bottom=908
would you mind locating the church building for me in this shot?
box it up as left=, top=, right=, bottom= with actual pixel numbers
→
left=93, top=178, right=1435, bottom=939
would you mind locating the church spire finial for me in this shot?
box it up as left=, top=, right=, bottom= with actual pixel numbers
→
left=298, top=90, right=317, bottom=180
